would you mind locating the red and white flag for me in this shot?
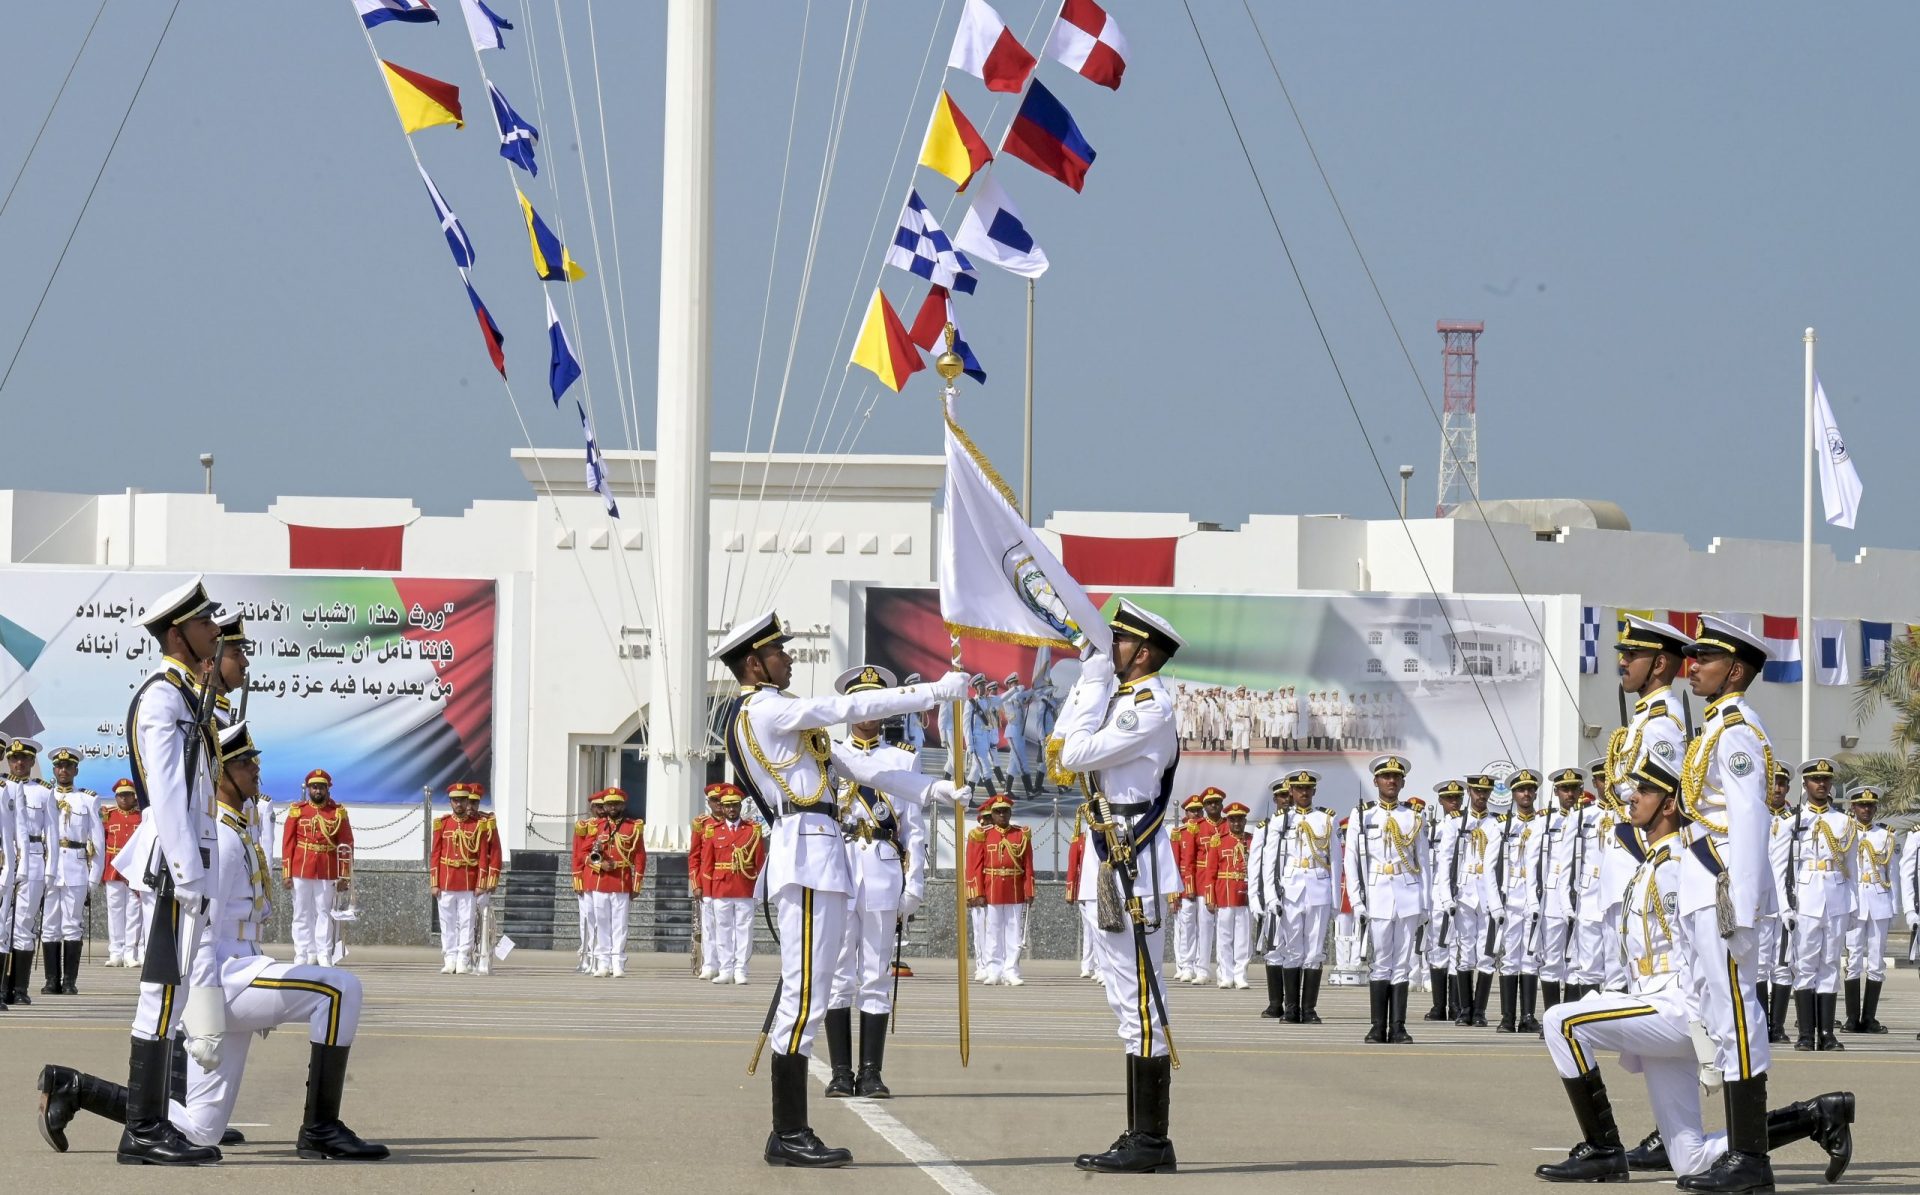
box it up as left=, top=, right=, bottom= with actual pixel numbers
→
left=948, top=0, right=1035, bottom=93
left=1043, top=0, right=1129, bottom=90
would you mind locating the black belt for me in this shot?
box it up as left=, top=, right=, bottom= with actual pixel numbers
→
left=1105, top=800, right=1152, bottom=816
left=27, top=835, right=44, bottom=844
left=59, top=839, right=87, bottom=849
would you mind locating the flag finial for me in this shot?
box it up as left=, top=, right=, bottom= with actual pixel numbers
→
left=935, top=323, right=965, bottom=382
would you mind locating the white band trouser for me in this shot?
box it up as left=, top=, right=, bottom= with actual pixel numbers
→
left=290, top=878, right=337, bottom=961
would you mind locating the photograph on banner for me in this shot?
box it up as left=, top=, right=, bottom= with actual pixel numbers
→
left=860, top=585, right=1547, bottom=865
left=0, top=569, right=494, bottom=806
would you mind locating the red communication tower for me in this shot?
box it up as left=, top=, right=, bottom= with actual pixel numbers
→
left=1435, top=321, right=1484, bottom=516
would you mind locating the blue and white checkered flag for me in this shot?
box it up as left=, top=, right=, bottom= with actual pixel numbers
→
left=885, top=189, right=978, bottom=294
left=1579, top=606, right=1599, bottom=675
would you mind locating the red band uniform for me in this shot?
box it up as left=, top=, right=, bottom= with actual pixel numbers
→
left=281, top=771, right=353, bottom=966
left=572, top=788, right=645, bottom=977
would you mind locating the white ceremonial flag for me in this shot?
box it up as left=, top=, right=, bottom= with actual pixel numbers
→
left=940, top=397, right=1109, bottom=654
left=1813, top=376, right=1862, bottom=529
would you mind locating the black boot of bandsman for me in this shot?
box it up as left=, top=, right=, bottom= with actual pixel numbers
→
left=1298, top=968, right=1323, bottom=1023
left=1859, top=980, right=1887, bottom=1033
left=1842, top=978, right=1861, bottom=1032
left=855, top=1011, right=891, bottom=1098
left=1424, top=967, right=1450, bottom=1020
left=116, top=1036, right=219, bottom=1166
left=1363, top=979, right=1390, bottom=1043
left=765, top=1050, right=852, bottom=1167
left=1676, top=1075, right=1772, bottom=1193
left=1076, top=1055, right=1177, bottom=1174
left=1389, top=981, right=1414, bottom=1043
left=1259, top=964, right=1282, bottom=1018
left=1535, top=1069, right=1629, bottom=1183
left=822, top=1007, right=856, bottom=1097
left=1816, top=992, right=1844, bottom=1051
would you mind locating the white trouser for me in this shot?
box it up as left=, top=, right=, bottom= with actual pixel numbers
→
left=1451, top=905, right=1490, bottom=974
left=1077, top=900, right=1099, bottom=974
left=170, top=957, right=364, bottom=1148
left=1191, top=902, right=1216, bottom=977
left=10, top=861, right=46, bottom=949
left=1334, top=910, right=1360, bottom=969
left=968, top=905, right=987, bottom=968
left=831, top=904, right=895, bottom=1013
left=290, top=878, right=337, bottom=961
left=984, top=903, right=1025, bottom=980
left=1422, top=911, right=1451, bottom=970
left=1538, top=913, right=1577, bottom=983
left=587, top=890, right=630, bottom=967
left=40, top=883, right=88, bottom=941
left=1679, top=911, right=1769, bottom=1081
left=1212, top=905, right=1250, bottom=979
left=576, top=892, right=592, bottom=958
left=1173, top=899, right=1198, bottom=970
left=437, top=891, right=476, bottom=965
left=1601, top=904, right=1627, bottom=990
left=1278, top=902, right=1332, bottom=968
left=1091, top=897, right=1169, bottom=1056
left=1791, top=909, right=1849, bottom=993
left=1368, top=913, right=1421, bottom=983
left=712, top=896, right=755, bottom=979
left=1845, top=915, right=1889, bottom=982
left=106, top=882, right=147, bottom=961
left=700, top=895, right=719, bottom=972
left=1755, top=913, right=1785, bottom=986
left=131, top=897, right=218, bottom=1041
left=1496, top=906, right=1536, bottom=976
left=770, top=885, right=847, bottom=1058
left=1543, top=987, right=1727, bottom=1178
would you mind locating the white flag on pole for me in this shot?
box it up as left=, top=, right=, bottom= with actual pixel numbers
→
left=1813, top=375, right=1862, bottom=529
left=939, top=397, right=1109, bottom=654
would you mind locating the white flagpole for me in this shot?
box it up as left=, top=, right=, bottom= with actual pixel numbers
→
left=1801, top=327, right=1816, bottom=760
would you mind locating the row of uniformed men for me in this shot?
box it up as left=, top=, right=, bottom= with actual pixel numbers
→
left=30, top=581, right=388, bottom=1166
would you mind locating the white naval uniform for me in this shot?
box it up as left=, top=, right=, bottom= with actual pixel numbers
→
left=1846, top=823, right=1895, bottom=982
left=1251, top=804, right=1340, bottom=968
left=1536, top=802, right=1598, bottom=985
left=41, top=788, right=105, bottom=940
left=1450, top=810, right=1497, bottom=975
left=1485, top=812, right=1544, bottom=977
left=1344, top=799, right=1430, bottom=984
left=8, top=778, right=54, bottom=950
left=1424, top=811, right=1462, bottom=972
left=0, top=780, right=16, bottom=948
left=831, top=737, right=927, bottom=1015
left=1675, top=693, right=1774, bottom=1082
left=725, top=680, right=948, bottom=1059
left=1058, top=662, right=1182, bottom=1058
left=1544, top=832, right=1733, bottom=1178
left=1760, top=808, right=1794, bottom=989
left=1901, top=829, right=1920, bottom=954
left=1777, top=799, right=1856, bottom=995
left=1598, top=688, right=1686, bottom=990
left=1569, top=802, right=1608, bottom=985
left=167, top=803, right=365, bottom=1147
left=117, top=659, right=223, bottom=1042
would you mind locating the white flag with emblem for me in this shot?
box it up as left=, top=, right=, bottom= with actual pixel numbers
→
left=1813, top=375, right=1862, bottom=529
left=939, top=396, right=1109, bottom=654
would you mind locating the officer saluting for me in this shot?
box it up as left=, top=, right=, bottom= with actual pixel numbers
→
left=1054, top=599, right=1185, bottom=1175
left=713, top=611, right=966, bottom=1169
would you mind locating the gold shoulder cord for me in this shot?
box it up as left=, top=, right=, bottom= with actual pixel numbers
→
left=737, top=698, right=830, bottom=809
left=1635, top=855, right=1675, bottom=976
left=1680, top=725, right=1774, bottom=835
left=1384, top=811, right=1421, bottom=875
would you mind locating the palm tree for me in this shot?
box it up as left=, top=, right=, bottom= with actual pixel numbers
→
left=1846, top=634, right=1920, bottom=815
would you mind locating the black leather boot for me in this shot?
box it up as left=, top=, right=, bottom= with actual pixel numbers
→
left=1842, top=978, right=1861, bottom=1032
left=1424, top=968, right=1450, bottom=1020
left=765, top=1051, right=851, bottom=1167
left=1542, top=979, right=1562, bottom=1012
left=1816, top=992, right=1844, bottom=1051
left=1363, top=980, right=1389, bottom=1043
left=1764, top=1091, right=1853, bottom=1184
left=1282, top=967, right=1303, bottom=1023
left=117, top=1036, right=220, bottom=1165
left=1389, top=982, right=1413, bottom=1043
left=1496, top=974, right=1517, bottom=1032
left=37, top=1064, right=126, bottom=1152
left=822, top=1007, right=856, bottom=1097
left=1453, top=972, right=1473, bottom=1025
left=166, top=1032, right=244, bottom=1147
left=61, top=940, right=80, bottom=995
left=1260, top=964, right=1282, bottom=1018
left=41, top=943, right=61, bottom=994
left=1470, top=971, right=1492, bottom=1026
left=12, top=948, right=36, bottom=1003
left=1535, top=1069, right=1629, bottom=1182
left=1626, top=1129, right=1670, bottom=1172
left=1078, top=1055, right=1177, bottom=1173
left=1677, top=1075, right=1772, bottom=1193
left=1860, top=980, right=1887, bottom=1033
left=295, top=1043, right=389, bottom=1160
left=1793, top=989, right=1816, bottom=1050
left=855, top=1011, right=891, bottom=1098
left=1766, top=985, right=1791, bottom=1044
left=1299, top=968, right=1322, bottom=1023
left=1518, top=974, right=1543, bottom=1034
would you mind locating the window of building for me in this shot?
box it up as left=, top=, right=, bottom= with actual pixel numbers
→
left=1402, top=659, right=1419, bottom=673
left=1367, top=630, right=1383, bottom=645
left=1366, top=659, right=1383, bottom=674
left=1403, top=631, right=1420, bottom=646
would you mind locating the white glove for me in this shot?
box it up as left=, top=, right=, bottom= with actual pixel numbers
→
left=1491, top=908, right=1507, bottom=926
left=1906, top=912, right=1918, bottom=929
left=1781, top=909, right=1796, bottom=933
left=928, top=780, right=972, bottom=808
left=1078, top=651, right=1115, bottom=687
left=1436, top=898, right=1455, bottom=916
left=927, top=671, right=969, bottom=703
left=901, top=892, right=924, bottom=919
left=181, top=984, right=228, bottom=1070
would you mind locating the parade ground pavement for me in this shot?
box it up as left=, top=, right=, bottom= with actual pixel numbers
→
left=3, top=946, right=1918, bottom=1193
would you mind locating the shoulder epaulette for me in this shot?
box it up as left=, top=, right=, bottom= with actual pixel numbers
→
left=575, top=819, right=590, bottom=834
left=1720, top=708, right=1747, bottom=729
left=437, top=813, right=451, bottom=828
left=632, top=817, right=645, bottom=831
left=81, top=788, right=96, bottom=796
left=1320, top=806, right=1333, bottom=816
left=967, top=828, right=986, bottom=843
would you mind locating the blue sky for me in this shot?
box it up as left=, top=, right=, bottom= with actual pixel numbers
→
left=1, top=2, right=1914, bottom=556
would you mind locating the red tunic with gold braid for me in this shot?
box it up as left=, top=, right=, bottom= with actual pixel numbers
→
left=1173, top=815, right=1204, bottom=898
left=701, top=818, right=765, bottom=899
left=103, top=808, right=142, bottom=884
left=688, top=812, right=720, bottom=896
left=1201, top=827, right=1253, bottom=908
left=281, top=799, right=354, bottom=880
left=430, top=812, right=498, bottom=892
left=977, top=824, right=1035, bottom=905
left=572, top=814, right=646, bottom=894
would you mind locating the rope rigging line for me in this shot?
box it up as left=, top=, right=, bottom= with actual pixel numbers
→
left=1179, top=0, right=1517, bottom=762
left=0, top=0, right=110, bottom=222
left=1238, top=0, right=1587, bottom=729
left=0, top=0, right=181, bottom=400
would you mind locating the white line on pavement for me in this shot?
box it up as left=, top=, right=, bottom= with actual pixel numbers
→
left=807, top=1058, right=998, bottom=1195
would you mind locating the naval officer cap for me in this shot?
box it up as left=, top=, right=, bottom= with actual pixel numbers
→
left=8, top=736, right=42, bottom=758
left=834, top=664, right=898, bottom=695
left=1585, top=758, right=1608, bottom=781
left=1683, top=615, right=1770, bottom=672
left=1770, top=760, right=1794, bottom=784
left=1550, top=768, right=1586, bottom=789
left=1509, top=768, right=1542, bottom=790
left=711, top=611, right=794, bottom=668
left=1615, top=615, right=1693, bottom=656
left=1370, top=754, right=1409, bottom=777
left=214, top=607, right=250, bottom=645
left=1630, top=752, right=1681, bottom=796
left=48, top=746, right=82, bottom=767
left=1108, top=598, right=1183, bottom=657
left=1465, top=773, right=1494, bottom=791
left=1432, top=779, right=1466, bottom=800
left=218, top=721, right=261, bottom=763
left=1800, top=758, right=1837, bottom=779
left=1846, top=783, right=1880, bottom=805
left=140, top=576, right=216, bottom=637
left=1268, top=770, right=1319, bottom=795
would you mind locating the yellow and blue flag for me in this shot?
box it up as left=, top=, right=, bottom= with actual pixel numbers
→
left=517, top=191, right=584, bottom=281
